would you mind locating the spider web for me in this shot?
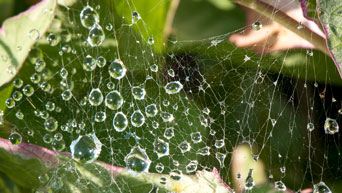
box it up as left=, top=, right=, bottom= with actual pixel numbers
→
left=1, top=0, right=342, bottom=192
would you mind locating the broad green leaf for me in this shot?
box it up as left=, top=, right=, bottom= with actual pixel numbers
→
left=113, top=0, right=173, bottom=52
left=0, top=0, right=57, bottom=87
left=0, top=139, right=232, bottom=192
left=317, top=0, right=342, bottom=77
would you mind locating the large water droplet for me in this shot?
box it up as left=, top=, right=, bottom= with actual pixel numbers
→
left=80, top=6, right=99, bottom=28
left=245, top=169, right=255, bottom=191
left=132, top=86, right=146, bottom=100
left=324, top=118, right=339, bottom=134
left=154, top=138, right=169, bottom=158
left=215, top=152, right=226, bottom=168
left=22, top=84, right=34, bottom=97
left=131, top=110, right=145, bottom=127
left=5, top=98, right=15, bottom=108
left=88, top=24, right=105, bottom=47
left=61, top=89, right=72, bottom=101
left=70, top=134, right=102, bottom=163
left=47, top=33, right=60, bottom=46
left=313, top=182, right=331, bottom=193
left=13, top=78, right=23, bottom=88
left=105, top=90, right=123, bottom=110
left=44, top=117, right=58, bottom=132
left=83, top=55, right=96, bottom=71
left=51, top=139, right=65, bottom=152
left=125, top=146, right=151, bottom=174
left=88, top=88, right=103, bottom=106
left=96, top=56, right=106, bottom=68
left=113, top=112, right=128, bottom=132
left=165, top=81, right=183, bottom=94
left=9, top=132, right=22, bottom=145
left=109, top=59, right=126, bottom=79
left=145, top=104, right=158, bottom=117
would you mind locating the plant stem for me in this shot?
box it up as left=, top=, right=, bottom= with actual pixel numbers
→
left=232, top=0, right=329, bottom=55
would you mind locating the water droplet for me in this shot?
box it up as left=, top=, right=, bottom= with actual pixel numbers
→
left=132, top=86, right=146, bottom=100
left=324, top=118, right=339, bottom=134
left=150, top=64, right=158, bottom=72
left=125, top=146, right=151, bottom=174
left=197, top=146, right=210, bottom=156
left=215, top=139, right=225, bottom=148
left=44, top=117, right=58, bottom=132
left=95, top=111, right=106, bottom=122
left=70, top=134, right=102, bottom=163
left=178, top=141, right=191, bottom=153
left=109, top=59, right=126, bottom=79
left=22, top=84, right=34, bottom=97
left=167, top=69, right=175, bottom=77
left=107, top=82, right=115, bottom=90
left=27, top=129, right=34, bottom=136
left=30, top=73, right=41, bottom=84
left=160, top=112, right=174, bottom=122
left=113, top=112, right=128, bottom=132
left=186, top=160, right=198, bottom=173
left=47, top=33, right=60, bottom=46
left=313, top=182, right=331, bottom=193
left=45, top=102, right=55, bottom=111
left=54, top=133, right=63, bottom=141
left=13, top=78, right=23, bottom=88
left=280, top=166, right=286, bottom=173
left=190, top=132, right=202, bottom=143
left=51, top=139, right=65, bottom=152
left=155, top=163, right=164, bottom=173
left=307, top=122, right=315, bottom=132
left=147, top=37, right=154, bottom=45
left=80, top=5, right=99, bottom=28
left=88, top=24, right=105, bottom=47
left=88, top=88, right=103, bottom=106
left=245, top=169, right=255, bottom=191
left=28, top=29, right=40, bottom=40
left=96, top=56, right=106, bottom=68
left=60, top=68, right=68, bottom=79
left=34, top=59, right=46, bottom=72
left=154, top=138, right=169, bottom=158
left=105, top=90, right=123, bottom=110
left=215, top=152, right=226, bottom=168
left=275, top=181, right=286, bottom=191
left=145, top=104, right=158, bottom=117
left=160, top=177, right=167, bottom=185
left=164, top=127, right=174, bottom=139
left=5, top=98, right=15, bottom=108
left=152, top=121, right=159, bottom=129
left=83, top=55, right=96, bottom=71
left=105, top=23, right=113, bottom=31
left=252, top=21, right=262, bottom=31
left=43, top=134, right=52, bottom=143
left=162, top=100, right=170, bottom=106
left=132, top=11, right=141, bottom=24
left=236, top=172, right=242, bottom=180
left=6, top=66, right=16, bottom=75
left=61, top=89, right=72, bottom=101
left=15, top=111, right=24, bottom=119
left=9, top=132, right=22, bottom=145
left=165, top=81, right=183, bottom=94
left=131, top=110, right=145, bottom=127
left=170, top=169, right=182, bottom=181
left=38, top=173, right=49, bottom=184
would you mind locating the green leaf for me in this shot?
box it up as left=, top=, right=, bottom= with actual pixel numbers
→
left=113, top=0, right=173, bottom=52
left=0, top=0, right=57, bottom=87
left=0, top=139, right=232, bottom=192
left=317, top=0, right=342, bottom=77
